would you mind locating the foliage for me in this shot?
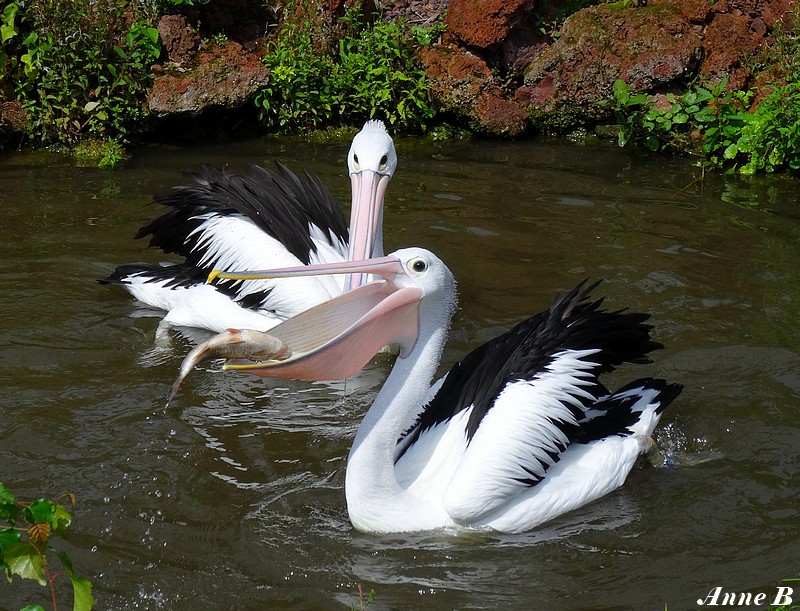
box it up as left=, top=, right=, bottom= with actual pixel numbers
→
left=255, top=7, right=438, bottom=131
left=724, top=80, right=800, bottom=174
left=604, top=6, right=800, bottom=175
left=0, top=482, right=94, bottom=611
left=605, top=78, right=748, bottom=153
left=1, top=0, right=161, bottom=148
left=74, top=138, right=128, bottom=169
left=770, top=577, right=800, bottom=611
left=604, top=78, right=800, bottom=174
left=351, top=583, right=375, bottom=610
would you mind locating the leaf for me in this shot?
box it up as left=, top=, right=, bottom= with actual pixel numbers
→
left=57, top=551, right=95, bottom=610
left=0, top=527, right=21, bottom=549
left=1, top=23, right=17, bottom=44
left=25, top=499, right=55, bottom=525
left=27, top=522, right=51, bottom=547
left=644, top=135, right=660, bottom=151
left=613, top=79, right=630, bottom=103
left=143, top=26, right=159, bottom=44
left=84, top=101, right=101, bottom=112
left=723, top=143, right=739, bottom=159
left=3, top=541, right=45, bottom=586
left=69, top=574, right=95, bottom=611
left=0, top=483, right=17, bottom=524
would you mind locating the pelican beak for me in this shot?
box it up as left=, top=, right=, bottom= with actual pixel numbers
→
left=345, top=169, right=389, bottom=291
left=208, top=256, right=420, bottom=380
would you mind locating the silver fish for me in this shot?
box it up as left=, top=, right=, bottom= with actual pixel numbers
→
left=166, top=329, right=292, bottom=405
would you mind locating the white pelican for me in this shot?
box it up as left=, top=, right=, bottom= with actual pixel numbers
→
left=101, top=120, right=396, bottom=336
left=205, top=249, right=683, bottom=534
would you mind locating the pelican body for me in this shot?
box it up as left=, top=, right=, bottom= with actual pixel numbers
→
left=208, top=250, right=683, bottom=534
left=101, top=120, right=396, bottom=335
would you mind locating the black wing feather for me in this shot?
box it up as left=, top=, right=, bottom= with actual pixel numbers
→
left=397, top=280, right=663, bottom=458
left=136, top=163, right=348, bottom=267
left=574, top=377, right=683, bottom=443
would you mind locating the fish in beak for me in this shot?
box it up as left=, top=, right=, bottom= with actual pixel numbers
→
left=167, top=256, right=422, bottom=402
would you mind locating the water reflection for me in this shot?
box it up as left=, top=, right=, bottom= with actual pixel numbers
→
left=1, top=137, right=799, bottom=609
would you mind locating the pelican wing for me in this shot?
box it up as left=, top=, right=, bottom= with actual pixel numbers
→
left=398, top=280, right=664, bottom=524
left=139, top=163, right=349, bottom=266
left=133, top=163, right=350, bottom=312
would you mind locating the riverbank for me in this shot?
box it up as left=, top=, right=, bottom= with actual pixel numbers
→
left=0, top=0, right=798, bottom=174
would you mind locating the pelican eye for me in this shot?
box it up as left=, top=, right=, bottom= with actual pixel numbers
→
left=353, top=153, right=360, bottom=169
left=379, top=154, right=388, bottom=170
left=409, top=257, right=428, bottom=274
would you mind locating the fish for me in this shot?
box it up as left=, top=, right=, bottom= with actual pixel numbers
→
left=166, top=329, right=292, bottom=405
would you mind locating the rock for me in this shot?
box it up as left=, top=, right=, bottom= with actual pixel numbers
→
left=699, top=13, right=764, bottom=88
left=157, top=14, right=200, bottom=65
left=518, top=4, right=703, bottom=120
left=445, top=0, right=535, bottom=49
left=0, top=100, right=27, bottom=145
left=420, top=44, right=529, bottom=136
left=147, top=41, right=270, bottom=116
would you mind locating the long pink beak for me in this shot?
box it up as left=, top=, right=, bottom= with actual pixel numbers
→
left=210, top=256, right=420, bottom=380
left=345, top=170, right=389, bottom=291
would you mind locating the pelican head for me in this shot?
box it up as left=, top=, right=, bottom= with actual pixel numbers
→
left=207, top=247, right=456, bottom=380
left=345, top=120, right=398, bottom=290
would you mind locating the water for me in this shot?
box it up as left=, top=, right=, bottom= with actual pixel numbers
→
left=1, top=135, right=799, bottom=610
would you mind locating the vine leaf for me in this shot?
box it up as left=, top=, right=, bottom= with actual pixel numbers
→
left=3, top=541, right=46, bottom=586
left=58, top=550, right=95, bottom=611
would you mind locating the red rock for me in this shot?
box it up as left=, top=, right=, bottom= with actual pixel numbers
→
left=445, top=0, right=536, bottom=49
left=420, top=44, right=528, bottom=135
left=147, top=41, right=270, bottom=115
left=0, top=99, right=27, bottom=143
left=520, top=4, right=703, bottom=118
left=700, top=13, right=763, bottom=87
left=157, top=15, right=200, bottom=65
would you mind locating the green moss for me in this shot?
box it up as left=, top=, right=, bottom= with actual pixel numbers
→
left=528, top=101, right=585, bottom=135
left=73, top=138, right=127, bottom=168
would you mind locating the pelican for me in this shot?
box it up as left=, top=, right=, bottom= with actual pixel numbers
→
left=204, top=249, right=683, bottom=534
left=101, top=120, right=396, bottom=336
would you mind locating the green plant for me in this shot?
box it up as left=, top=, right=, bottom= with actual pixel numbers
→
left=411, top=22, right=446, bottom=47
left=604, top=79, right=752, bottom=164
left=336, top=11, right=435, bottom=128
left=722, top=9, right=800, bottom=175
left=256, top=18, right=336, bottom=129
left=256, top=7, right=438, bottom=131
left=351, top=583, right=375, bottom=610
left=603, top=4, right=800, bottom=176
left=207, top=32, right=229, bottom=46
left=683, top=81, right=752, bottom=165
left=770, top=577, right=800, bottom=611
left=0, top=2, right=22, bottom=80
left=4, top=0, right=160, bottom=147
left=727, top=80, right=800, bottom=174
left=0, top=482, right=94, bottom=611
left=74, top=138, right=128, bottom=168
left=605, top=78, right=656, bottom=148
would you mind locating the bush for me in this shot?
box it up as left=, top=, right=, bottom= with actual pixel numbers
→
left=1, top=0, right=160, bottom=149
left=255, top=7, right=440, bottom=131
left=604, top=7, right=800, bottom=175
left=0, top=482, right=94, bottom=610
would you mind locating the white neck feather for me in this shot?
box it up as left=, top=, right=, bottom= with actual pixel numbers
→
left=345, top=293, right=454, bottom=532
